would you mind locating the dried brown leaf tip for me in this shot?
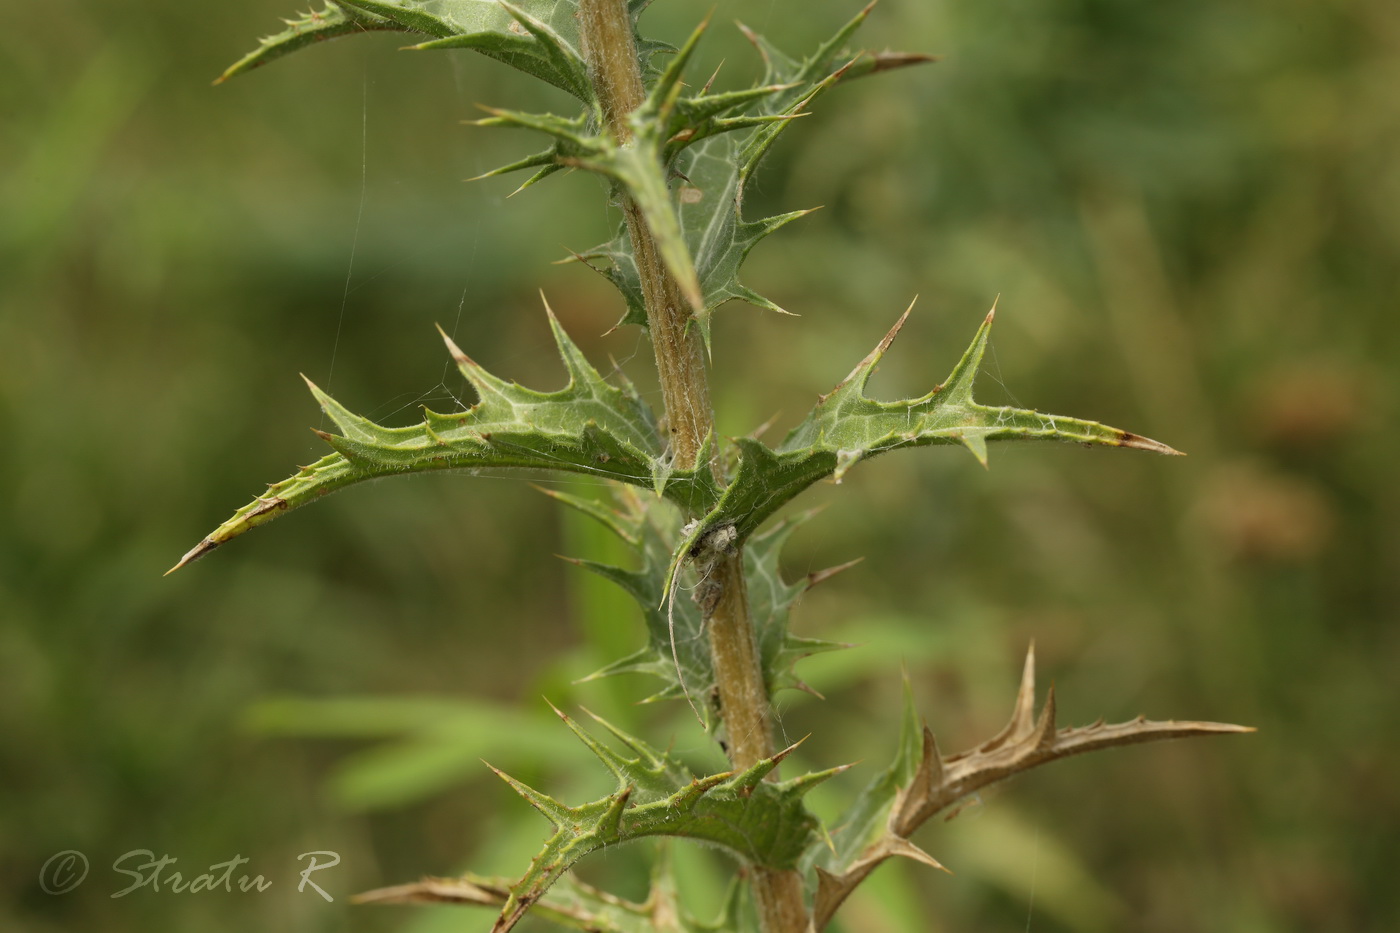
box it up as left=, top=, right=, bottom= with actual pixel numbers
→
left=354, top=876, right=506, bottom=907
left=814, top=644, right=1253, bottom=930
left=900, top=643, right=1252, bottom=831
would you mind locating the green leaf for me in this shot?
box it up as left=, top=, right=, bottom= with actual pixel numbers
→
left=355, top=843, right=755, bottom=932
left=170, top=306, right=720, bottom=572
left=470, top=119, right=711, bottom=326
left=575, top=134, right=814, bottom=334
left=220, top=0, right=594, bottom=100
left=407, top=1, right=592, bottom=101
left=813, top=675, right=924, bottom=878
left=585, top=138, right=708, bottom=319
left=746, top=512, right=854, bottom=697
left=661, top=303, right=1181, bottom=596
left=574, top=5, right=933, bottom=333
left=215, top=3, right=402, bottom=84
left=560, top=491, right=848, bottom=715
left=556, top=489, right=714, bottom=711
left=468, top=7, right=930, bottom=340
left=483, top=709, right=837, bottom=932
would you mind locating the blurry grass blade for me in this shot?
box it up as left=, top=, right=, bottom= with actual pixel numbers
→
left=951, top=807, right=1126, bottom=933
left=7, top=45, right=153, bottom=253
left=246, top=695, right=595, bottom=811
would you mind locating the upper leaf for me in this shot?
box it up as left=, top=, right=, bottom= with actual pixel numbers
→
left=573, top=132, right=815, bottom=339
left=215, top=4, right=402, bottom=84
left=219, top=0, right=594, bottom=101
left=571, top=6, right=934, bottom=339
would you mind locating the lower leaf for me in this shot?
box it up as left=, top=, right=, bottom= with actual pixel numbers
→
left=812, top=644, right=1253, bottom=930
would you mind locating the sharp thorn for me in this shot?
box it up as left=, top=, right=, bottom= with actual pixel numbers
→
left=807, top=556, right=865, bottom=588
left=165, top=538, right=218, bottom=575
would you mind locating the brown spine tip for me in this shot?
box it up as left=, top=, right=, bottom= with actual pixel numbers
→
left=865, top=51, right=942, bottom=75
left=434, top=322, right=478, bottom=368
left=1117, top=431, right=1185, bottom=456
left=736, top=20, right=764, bottom=56
left=772, top=734, right=811, bottom=763
left=538, top=290, right=558, bottom=322
left=821, top=299, right=917, bottom=402
left=807, top=556, right=865, bottom=588
left=165, top=537, right=219, bottom=576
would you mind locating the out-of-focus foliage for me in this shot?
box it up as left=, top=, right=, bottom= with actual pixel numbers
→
left=1, top=1, right=1395, bottom=932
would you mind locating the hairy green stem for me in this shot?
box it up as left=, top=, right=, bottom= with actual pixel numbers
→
left=578, top=0, right=714, bottom=470
left=577, top=2, right=803, bottom=930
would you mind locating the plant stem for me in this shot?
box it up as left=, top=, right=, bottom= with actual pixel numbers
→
left=578, top=0, right=714, bottom=470
left=577, top=3, right=806, bottom=930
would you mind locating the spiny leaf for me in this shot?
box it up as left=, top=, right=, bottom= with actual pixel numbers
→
left=405, top=1, right=592, bottom=101
left=169, top=306, right=720, bottom=573
left=588, top=140, right=708, bottom=319
left=660, top=300, right=1181, bottom=597
left=475, top=718, right=831, bottom=932
left=480, top=113, right=709, bottom=322
left=472, top=105, right=596, bottom=146
left=732, top=3, right=875, bottom=186
left=746, top=512, right=855, bottom=697
left=811, top=644, right=1253, bottom=930
left=546, top=703, right=694, bottom=802
left=215, top=4, right=400, bottom=84
left=809, top=674, right=924, bottom=879
left=556, top=487, right=712, bottom=711
left=220, top=0, right=595, bottom=100
left=354, top=844, right=756, bottom=932
left=564, top=491, right=847, bottom=714
left=536, top=485, right=642, bottom=546
left=474, top=5, right=927, bottom=337
left=574, top=3, right=932, bottom=333
left=574, top=135, right=815, bottom=334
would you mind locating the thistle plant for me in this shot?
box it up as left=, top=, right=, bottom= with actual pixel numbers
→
left=176, top=2, right=1251, bottom=930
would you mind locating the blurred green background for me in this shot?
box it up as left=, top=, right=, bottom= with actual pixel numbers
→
left=3, top=0, right=1396, bottom=931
